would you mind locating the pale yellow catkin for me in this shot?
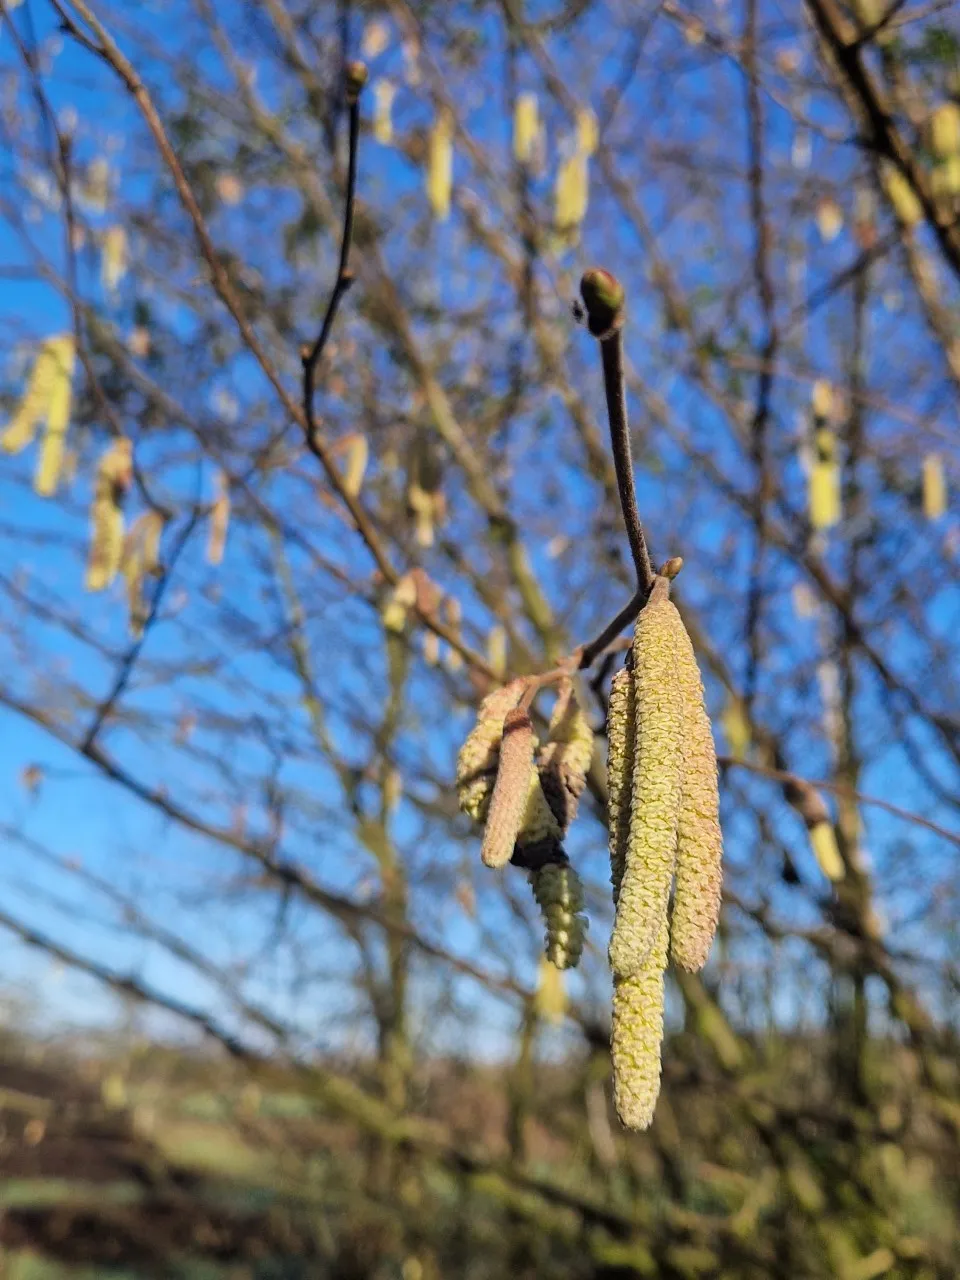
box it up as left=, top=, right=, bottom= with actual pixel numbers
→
left=609, top=580, right=685, bottom=980
left=373, top=80, right=396, bottom=146
left=85, top=439, right=132, bottom=592
left=481, top=709, right=535, bottom=869
left=456, top=679, right=526, bottom=823
left=2, top=335, right=74, bottom=459
left=33, top=337, right=76, bottom=497
left=426, top=109, right=453, bottom=221
left=922, top=453, right=947, bottom=520
left=809, top=428, right=841, bottom=530
left=207, top=471, right=230, bottom=565
left=555, top=149, right=589, bottom=232
left=606, top=665, right=635, bottom=905
left=529, top=862, right=587, bottom=970
left=611, top=915, right=669, bottom=1130
left=670, top=655, right=723, bottom=972
left=343, top=434, right=369, bottom=498
left=513, top=93, right=539, bottom=165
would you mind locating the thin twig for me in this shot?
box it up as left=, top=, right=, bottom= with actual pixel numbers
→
left=599, top=330, right=655, bottom=593
left=302, top=61, right=364, bottom=446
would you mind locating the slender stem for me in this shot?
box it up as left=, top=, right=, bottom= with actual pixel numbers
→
left=599, top=330, right=654, bottom=592
left=578, top=587, right=646, bottom=670
left=303, top=76, right=362, bottom=443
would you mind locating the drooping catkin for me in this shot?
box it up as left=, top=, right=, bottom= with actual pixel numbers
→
left=922, top=453, right=947, bottom=520
left=85, top=439, right=133, bottom=592
left=481, top=709, right=536, bottom=869
left=513, top=93, right=539, bottom=165
left=456, top=679, right=525, bottom=823
left=34, top=337, right=76, bottom=497
left=671, top=655, right=723, bottom=972
left=2, top=336, right=74, bottom=466
left=611, top=915, right=669, bottom=1130
left=529, top=861, right=587, bottom=970
left=207, top=470, right=230, bottom=565
left=426, top=108, right=453, bottom=221
left=122, top=511, right=164, bottom=637
left=537, top=680, right=595, bottom=834
left=609, top=579, right=685, bottom=980
left=606, top=665, right=635, bottom=905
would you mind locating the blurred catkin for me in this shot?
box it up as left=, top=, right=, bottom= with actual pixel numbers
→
left=530, top=861, right=587, bottom=970
left=34, top=337, right=76, bottom=497
left=481, top=709, right=536, bottom=869
left=426, top=109, right=453, bottom=221
left=456, top=680, right=525, bottom=823
left=609, top=580, right=685, bottom=980
left=606, top=665, right=635, bottom=905
left=671, top=650, right=723, bottom=972
left=122, top=510, right=164, bottom=637
left=611, top=915, right=669, bottom=1130
left=513, top=93, right=539, bottom=165
left=207, top=471, right=230, bottom=565
left=86, top=439, right=133, bottom=592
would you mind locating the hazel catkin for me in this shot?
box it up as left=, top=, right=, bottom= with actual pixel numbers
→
left=611, top=915, right=669, bottom=1130
left=608, top=579, right=686, bottom=980
left=529, top=861, right=588, bottom=970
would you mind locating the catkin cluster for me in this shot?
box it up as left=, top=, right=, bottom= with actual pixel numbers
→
left=456, top=678, right=593, bottom=970
left=607, top=576, right=723, bottom=1129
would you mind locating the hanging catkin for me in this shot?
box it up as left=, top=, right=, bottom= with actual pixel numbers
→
left=481, top=708, right=536, bottom=869
left=529, top=861, right=587, bottom=970
left=606, top=665, right=635, bottom=905
left=456, top=679, right=525, bottom=823
left=513, top=93, right=539, bottom=164
left=609, top=579, right=686, bottom=980
left=207, top=470, right=230, bottom=565
left=426, top=108, right=453, bottom=221
left=373, top=79, right=396, bottom=145
left=671, top=649, right=723, bottom=972
left=537, top=679, right=594, bottom=834
left=34, top=337, right=76, bottom=497
left=555, top=149, right=589, bottom=232
left=809, top=427, right=841, bottom=530
left=611, top=915, right=669, bottom=1130
left=86, top=439, right=133, bottom=591
left=922, top=453, right=946, bottom=520
left=2, top=336, right=74, bottom=467
left=121, top=510, right=164, bottom=637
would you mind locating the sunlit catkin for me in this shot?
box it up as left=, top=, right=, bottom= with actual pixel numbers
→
left=426, top=109, right=453, bottom=221
left=530, top=861, right=587, bottom=970
left=513, top=93, right=539, bottom=165
left=611, top=915, right=669, bottom=1130
left=671, top=655, right=723, bottom=972
left=537, top=680, right=595, bottom=834
left=456, top=679, right=525, bottom=823
left=207, top=470, right=230, bottom=565
left=606, top=665, right=635, bottom=905
left=922, top=453, right=946, bottom=520
left=122, top=511, right=164, bottom=637
left=373, top=79, right=396, bottom=145
left=609, top=579, right=685, bottom=980
left=34, top=337, right=76, bottom=497
left=481, top=709, right=535, bottom=869
left=809, top=428, right=841, bottom=530
left=86, top=439, right=133, bottom=592
left=2, top=335, right=74, bottom=462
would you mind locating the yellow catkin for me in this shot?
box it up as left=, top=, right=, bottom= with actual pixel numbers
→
left=407, top=481, right=435, bottom=547
left=481, top=709, right=536, bottom=869
left=534, top=955, right=567, bottom=1024
left=611, top=915, right=669, bottom=1130
left=882, top=165, right=923, bottom=227
left=576, top=107, right=598, bottom=157
left=426, top=109, right=453, bottom=221
left=809, top=820, right=845, bottom=882
left=85, top=439, right=132, bottom=592
left=922, top=453, right=947, bottom=520
left=606, top=665, right=635, bottom=905
left=930, top=103, right=960, bottom=158
left=555, top=148, right=589, bottom=231
left=516, top=769, right=563, bottom=849
left=343, top=434, right=369, bottom=498
left=455, top=679, right=526, bottom=823
left=811, top=378, right=833, bottom=420
left=537, top=680, right=594, bottom=833
left=373, top=79, right=396, bottom=145
left=101, top=225, right=128, bottom=295
left=486, top=624, right=508, bottom=677
left=207, top=471, right=230, bottom=565
left=513, top=93, right=539, bottom=164
left=2, top=335, right=74, bottom=456
left=671, top=657, right=723, bottom=972
left=529, top=862, right=587, bottom=970
left=809, top=428, right=841, bottom=529
left=720, top=696, right=751, bottom=762
left=33, top=337, right=76, bottom=496
left=609, top=581, right=685, bottom=980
